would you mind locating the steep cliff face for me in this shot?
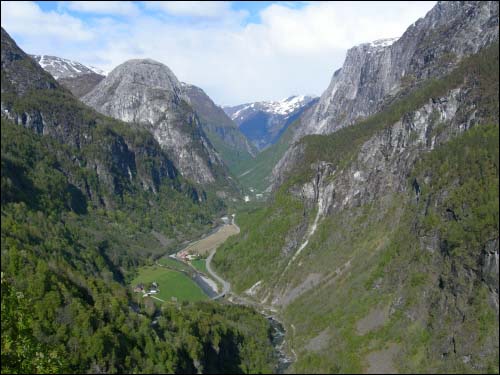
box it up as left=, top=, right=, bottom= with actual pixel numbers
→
left=82, top=59, right=234, bottom=191
left=272, top=1, right=499, bottom=189
left=1, top=29, right=58, bottom=97
left=181, top=82, right=256, bottom=173
left=299, top=1, right=498, bottom=137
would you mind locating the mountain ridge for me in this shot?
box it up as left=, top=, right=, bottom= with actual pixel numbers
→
left=181, top=82, right=257, bottom=174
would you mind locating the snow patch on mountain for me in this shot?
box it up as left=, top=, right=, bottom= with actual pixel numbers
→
left=369, top=37, right=399, bottom=48
left=31, top=55, right=106, bottom=79
left=228, top=95, right=315, bottom=121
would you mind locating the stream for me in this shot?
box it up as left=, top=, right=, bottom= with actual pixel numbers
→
left=268, top=316, right=294, bottom=373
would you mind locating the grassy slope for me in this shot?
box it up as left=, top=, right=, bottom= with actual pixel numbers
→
left=205, top=128, right=255, bottom=177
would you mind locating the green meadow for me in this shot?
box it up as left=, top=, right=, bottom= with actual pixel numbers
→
left=131, top=265, right=207, bottom=302
left=190, top=259, right=208, bottom=275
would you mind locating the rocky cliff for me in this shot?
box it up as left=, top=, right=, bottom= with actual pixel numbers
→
left=213, top=2, right=499, bottom=372
left=82, top=59, right=235, bottom=191
left=273, top=1, right=498, bottom=188
left=300, top=1, right=498, bottom=137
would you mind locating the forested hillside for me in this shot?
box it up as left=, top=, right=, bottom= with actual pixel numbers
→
left=1, top=27, right=276, bottom=374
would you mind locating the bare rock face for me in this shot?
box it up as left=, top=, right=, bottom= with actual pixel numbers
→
left=82, top=59, right=230, bottom=186
left=314, top=88, right=469, bottom=216
left=299, top=1, right=498, bottom=137
left=272, top=1, right=499, bottom=187
left=58, top=73, right=105, bottom=98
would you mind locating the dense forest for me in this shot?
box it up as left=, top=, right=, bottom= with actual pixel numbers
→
left=1, top=28, right=276, bottom=374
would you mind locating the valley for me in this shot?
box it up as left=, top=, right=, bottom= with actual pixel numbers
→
left=1, top=1, right=498, bottom=374
left=132, top=214, right=295, bottom=373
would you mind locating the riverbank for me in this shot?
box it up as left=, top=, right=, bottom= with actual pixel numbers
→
left=138, top=214, right=295, bottom=373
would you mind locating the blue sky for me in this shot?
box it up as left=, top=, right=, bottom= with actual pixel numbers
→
left=34, top=1, right=302, bottom=24
left=1, top=1, right=436, bottom=105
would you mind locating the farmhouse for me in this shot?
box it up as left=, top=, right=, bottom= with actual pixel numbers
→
left=133, top=283, right=145, bottom=293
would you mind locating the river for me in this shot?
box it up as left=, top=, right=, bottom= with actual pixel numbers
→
left=168, top=216, right=295, bottom=373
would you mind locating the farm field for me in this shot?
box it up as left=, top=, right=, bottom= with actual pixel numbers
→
left=131, top=265, right=207, bottom=302
left=183, top=223, right=240, bottom=255
left=158, top=257, right=191, bottom=272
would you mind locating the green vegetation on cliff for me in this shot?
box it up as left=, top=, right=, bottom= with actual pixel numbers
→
left=213, top=41, right=499, bottom=373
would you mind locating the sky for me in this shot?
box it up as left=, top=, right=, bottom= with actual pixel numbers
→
left=1, top=1, right=436, bottom=106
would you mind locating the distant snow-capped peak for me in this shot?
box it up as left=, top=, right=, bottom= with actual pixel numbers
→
left=268, top=95, right=311, bottom=115
left=228, top=95, right=316, bottom=121
left=31, top=55, right=107, bottom=79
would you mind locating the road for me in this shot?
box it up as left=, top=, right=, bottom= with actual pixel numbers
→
left=162, top=215, right=295, bottom=371
left=205, top=215, right=239, bottom=299
left=206, top=247, right=231, bottom=298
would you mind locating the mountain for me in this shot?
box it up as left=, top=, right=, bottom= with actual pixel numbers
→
left=81, top=59, right=237, bottom=195
left=1, top=27, right=221, bottom=239
left=30, top=54, right=105, bottom=98
left=30, top=54, right=106, bottom=79
left=273, top=1, right=499, bottom=188
left=1, top=27, right=276, bottom=374
left=224, top=95, right=317, bottom=151
left=181, top=82, right=256, bottom=175
left=296, top=2, right=499, bottom=138
left=222, top=96, right=319, bottom=193
left=214, top=1, right=499, bottom=373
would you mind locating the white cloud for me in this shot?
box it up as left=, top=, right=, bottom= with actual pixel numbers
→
left=143, top=1, right=230, bottom=18
left=1, top=1, right=93, bottom=41
left=1, top=1, right=436, bottom=105
left=142, top=1, right=249, bottom=27
left=59, top=1, right=140, bottom=16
